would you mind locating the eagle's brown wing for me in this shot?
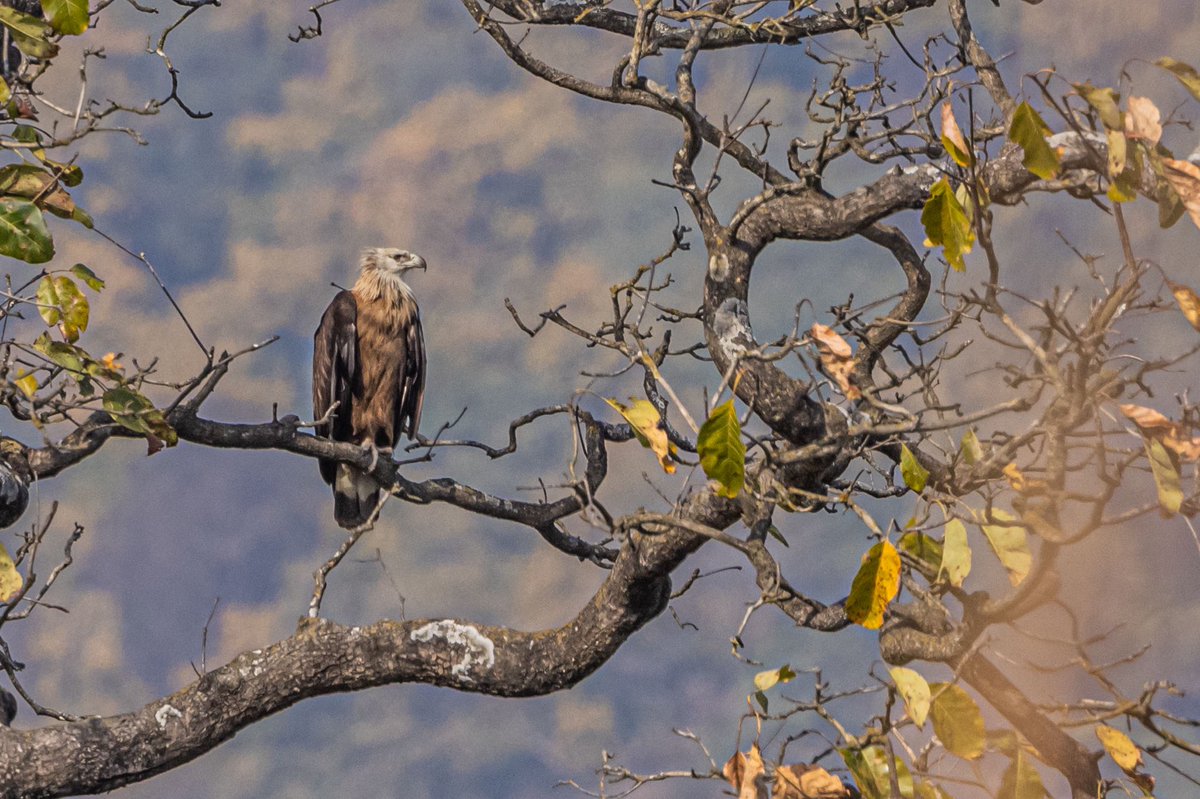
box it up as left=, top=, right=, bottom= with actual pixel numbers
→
left=313, top=290, right=358, bottom=485
left=396, top=306, right=425, bottom=442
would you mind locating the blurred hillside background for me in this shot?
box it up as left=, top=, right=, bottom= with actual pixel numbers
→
left=3, top=1, right=1200, bottom=797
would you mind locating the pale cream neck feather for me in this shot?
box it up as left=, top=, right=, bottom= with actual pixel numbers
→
left=353, top=266, right=414, bottom=308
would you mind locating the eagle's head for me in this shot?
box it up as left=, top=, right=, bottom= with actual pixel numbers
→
left=362, top=247, right=427, bottom=275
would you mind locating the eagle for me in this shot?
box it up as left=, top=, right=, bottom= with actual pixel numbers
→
left=313, top=247, right=426, bottom=528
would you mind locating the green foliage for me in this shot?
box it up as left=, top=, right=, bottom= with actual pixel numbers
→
left=960, top=428, right=983, bottom=465
left=0, top=198, right=53, bottom=263
left=102, top=386, right=178, bottom=452
left=1144, top=437, right=1183, bottom=516
left=1008, top=102, right=1060, bottom=180
left=921, top=178, right=974, bottom=272
left=1155, top=57, right=1200, bottom=101
left=0, top=7, right=57, bottom=58
left=697, top=398, right=745, bottom=498
left=890, top=666, right=931, bottom=728
left=899, top=530, right=942, bottom=578
left=841, top=746, right=914, bottom=799
left=939, top=519, right=971, bottom=587
left=41, top=0, right=89, bottom=36
left=929, top=684, right=986, bottom=760
left=70, top=263, right=104, bottom=291
left=900, top=443, right=929, bottom=493
left=979, top=509, right=1032, bottom=586
left=997, top=751, right=1046, bottom=799
left=37, top=275, right=89, bottom=342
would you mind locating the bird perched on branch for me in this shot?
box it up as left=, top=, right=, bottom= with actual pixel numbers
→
left=313, top=247, right=426, bottom=529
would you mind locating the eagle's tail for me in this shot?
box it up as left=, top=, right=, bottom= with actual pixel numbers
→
left=333, top=463, right=380, bottom=529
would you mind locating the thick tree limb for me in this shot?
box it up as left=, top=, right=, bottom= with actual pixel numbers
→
left=0, top=487, right=738, bottom=799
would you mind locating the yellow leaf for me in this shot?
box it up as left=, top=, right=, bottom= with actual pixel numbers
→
left=890, top=666, right=931, bottom=729
left=979, top=509, right=1032, bottom=586
left=0, top=541, right=22, bottom=602
left=939, top=519, right=971, bottom=588
left=14, top=372, right=36, bottom=398
left=1168, top=281, right=1200, bottom=332
left=1124, top=96, right=1162, bottom=145
left=1074, top=83, right=1123, bottom=130
left=604, top=397, right=676, bottom=473
left=1144, top=437, right=1183, bottom=517
left=1095, top=725, right=1142, bottom=773
left=1155, top=57, right=1200, bottom=102
left=846, top=540, right=901, bottom=630
left=929, top=683, right=986, bottom=760
left=1162, top=158, right=1200, bottom=229
left=900, top=444, right=930, bottom=493
left=1002, top=462, right=1026, bottom=492
left=810, top=323, right=859, bottom=400
left=940, top=102, right=973, bottom=168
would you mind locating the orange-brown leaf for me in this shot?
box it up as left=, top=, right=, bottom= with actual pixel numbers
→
left=775, top=764, right=851, bottom=798
left=724, top=745, right=768, bottom=799
left=1169, top=282, right=1200, bottom=332
left=811, top=323, right=860, bottom=401
left=1120, top=403, right=1200, bottom=462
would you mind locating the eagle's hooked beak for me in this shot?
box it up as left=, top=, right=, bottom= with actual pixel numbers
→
left=404, top=254, right=427, bottom=272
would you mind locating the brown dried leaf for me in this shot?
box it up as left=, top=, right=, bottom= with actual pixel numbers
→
left=1162, top=158, right=1200, bottom=229
left=775, top=764, right=851, bottom=798
left=810, top=323, right=860, bottom=400
left=724, top=745, right=768, bottom=799
left=940, top=102, right=972, bottom=167
left=1124, top=96, right=1162, bottom=145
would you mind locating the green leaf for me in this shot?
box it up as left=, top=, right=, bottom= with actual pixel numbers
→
left=0, top=541, right=21, bottom=602
left=1155, top=57, right=1200, bottom=102
left=846, top=540, right=901, bottom=630
left=0, top=198, right=53, bottom=263
left=929, top=683, right=986, bottom=760
left=997, top=751, right=1046, bottom=799
left=939, top=519, right=971, bottom=588
left=33, top=331, right=85, bottom=374
left=102, top=386, right=178, bottom=452
left=916, top=782, right=954, bottom=799
left=921, top=178, right=974, bottom=272
left=890, top=666, right=931, bottom=728
left=753, top=689, right=768, bottom=713
left=754, top=663, right=796, bottom=692
left=899, top=531, right=943, bottom=577
left=900, top=443, right=929, bottom=493
left=980, top=509, right=1032, bottom=586
left=54, top=275, right=87, bottom=341
left=767, top=524, right=789, bottom=547
left=1144, top=437, right=1183, bottom=517
left=960, top=428, right=983, bottom=465
left=36, top=274, right=60, bottom=326
left=1073, top=82, right=1122, bottom=130
left=41, top=0, right=89, bottom=36
left=70, top=263, right=104, bottom=291
left=840, top=746, right=914, bottom=799
left=1008, top=102, right=1060, bottom=180
left=697, top=398, right=745, bottom=498
left=0, top=7, right=58, bottom=59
